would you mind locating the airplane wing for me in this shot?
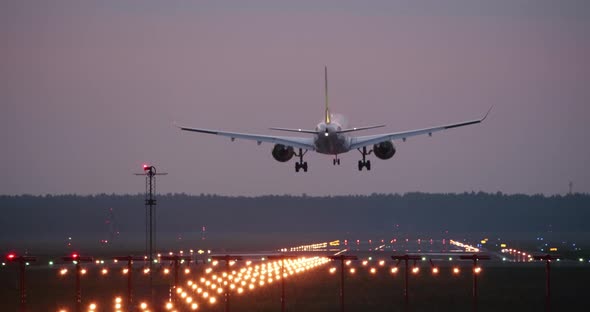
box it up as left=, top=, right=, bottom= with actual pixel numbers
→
left=349, top=107, right=492, bottom=150
left=177, top=125, right=316, bottom=151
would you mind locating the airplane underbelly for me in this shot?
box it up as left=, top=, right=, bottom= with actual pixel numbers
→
left=315, top=135, right=349, bottom=155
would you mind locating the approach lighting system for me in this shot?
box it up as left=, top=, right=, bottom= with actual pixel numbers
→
left=5, top=252, right=38, bottom=312
left=428, top=259, right=439, bottom=275
left=459, top=254, right=491, bottom=261
left=266, top=254, right=302, bottom=312
left=327, top=255, right=358, bottom=312
left=391, top=255, right=422, bottom=306
left=6, top=253, right=37, bottom=263
left=532, top=254, right=561, bottom=312
left=63, top=253, right=92, bottom=262
left=459, top=254, right=490, bottom=311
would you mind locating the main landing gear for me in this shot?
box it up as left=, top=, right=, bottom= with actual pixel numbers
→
left=357, top=146, right=372, bottom=171
left=295, top=148, right=308, bottom=172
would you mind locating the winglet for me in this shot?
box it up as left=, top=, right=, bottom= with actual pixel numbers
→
left=481, top=105, right=493, bottom=122
left=324, top=65, right=330, bottom=124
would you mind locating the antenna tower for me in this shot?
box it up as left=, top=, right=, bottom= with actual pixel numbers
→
left=134, top=164, right=167, bottom=305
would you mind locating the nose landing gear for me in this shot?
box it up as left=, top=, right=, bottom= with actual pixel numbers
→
left=333, top=155, right=341, bottom=165
left=357, top=146, right=372, bottom=171
left=295, top=148, right=308, bottom=172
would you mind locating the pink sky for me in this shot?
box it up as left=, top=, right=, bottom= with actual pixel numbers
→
left=1, top=0, right=589, bottom=195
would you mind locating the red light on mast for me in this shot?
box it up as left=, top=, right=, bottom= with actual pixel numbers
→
left=7, top=253, right=16, bottom=260
left=72, top=253, right=78, bottom=259
left=143, top=164, right=150, bottom=170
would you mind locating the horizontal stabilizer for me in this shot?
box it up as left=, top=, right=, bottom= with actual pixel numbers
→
left=269, top=127, right=318, bottom=134
left=336, top=124, right=386, bottom=134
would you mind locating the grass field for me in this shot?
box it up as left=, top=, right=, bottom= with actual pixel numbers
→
left=1, top=260, right=588, bottom=312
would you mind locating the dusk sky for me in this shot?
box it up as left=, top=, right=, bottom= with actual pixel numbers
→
left=1, top=0, right=589, bottom=196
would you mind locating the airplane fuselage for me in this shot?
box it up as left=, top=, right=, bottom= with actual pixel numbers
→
left=314, top=121, right=350, bottom=154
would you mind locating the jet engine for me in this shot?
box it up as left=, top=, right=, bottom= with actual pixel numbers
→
left=272, top=144, right=295, bottom=162
left=373, top=141, right=396, bottom=160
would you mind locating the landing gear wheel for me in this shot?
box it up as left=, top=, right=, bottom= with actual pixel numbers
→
left=294, top=148, right=308, bottom=173
left=357, top=146, right=373, bottom=171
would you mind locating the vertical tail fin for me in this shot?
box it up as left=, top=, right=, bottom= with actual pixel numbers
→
left=324, top=65, right=331, bottom=124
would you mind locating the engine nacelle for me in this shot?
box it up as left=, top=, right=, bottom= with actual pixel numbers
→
left=373, top=141, right=396, bottom=160
left=272, top=144, right=295, bottom=162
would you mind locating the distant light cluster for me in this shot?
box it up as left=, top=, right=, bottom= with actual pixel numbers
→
left=502, top=248, right=535, bottom=262
left=450, top=240, right=480, bottom=252
left=279, top=241, right=328, bottom=252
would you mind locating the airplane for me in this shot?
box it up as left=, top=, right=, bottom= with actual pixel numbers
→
left=177, top=67, right=491, bottom=172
